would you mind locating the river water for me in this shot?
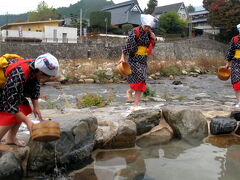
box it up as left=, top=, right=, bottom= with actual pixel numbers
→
left=72, top=139, right=240, bottom=180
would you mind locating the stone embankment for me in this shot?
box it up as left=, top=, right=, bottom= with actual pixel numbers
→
left=0, top=36, right=226, bottom=60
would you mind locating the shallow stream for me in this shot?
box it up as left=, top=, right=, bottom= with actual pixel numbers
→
left=72, top=139, right=240, bottom=180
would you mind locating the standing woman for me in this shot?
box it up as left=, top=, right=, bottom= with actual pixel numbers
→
left=118, top=14, right=156, bottom=111
left=225, top=24, right=240, bottom=107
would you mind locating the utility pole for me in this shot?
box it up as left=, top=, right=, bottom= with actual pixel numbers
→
left=80, top=8, right=82, bottom=42
left=105, top=17, right=108, bottom=47
left=189, top=16, right=192, bottom=38
left=6, top=11, right=8, bottom=37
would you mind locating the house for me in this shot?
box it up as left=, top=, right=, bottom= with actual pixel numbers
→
left=102, top=0, right=143, bottom=26
left=189, top=10, right=220, bottom=35
left=0, top=19, right=77, bottom=43
left=152, top=2, right=188, bottom=21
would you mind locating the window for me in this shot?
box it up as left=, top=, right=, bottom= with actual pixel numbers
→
left=62, top=33, right=67, bottom=43
left=53, top=29, right=57, bottom=42
left=131, top=5, right=140, bottom=12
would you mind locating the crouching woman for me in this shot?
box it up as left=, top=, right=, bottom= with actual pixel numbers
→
left=0, top=53, right=59, bottom=151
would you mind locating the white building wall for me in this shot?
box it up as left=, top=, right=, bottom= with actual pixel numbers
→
left=1, top=30, right=44, bottom=40
left=0, top=26, right=77, bottom=43
left=44, top=26, right=77, bottom=43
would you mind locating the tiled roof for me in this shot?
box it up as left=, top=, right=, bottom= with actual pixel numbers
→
left=102, top=0, right=142, bottom=25
left=152, top=2, right=183, bottom=16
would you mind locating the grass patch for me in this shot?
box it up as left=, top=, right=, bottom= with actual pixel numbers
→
left=160, top=65, right=182, bottom=76
left=143, top=86, right=156, bottom=97
left=77, top=93, right=112, bottom=108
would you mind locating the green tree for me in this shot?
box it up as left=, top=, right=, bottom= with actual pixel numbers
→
left=28, top=1, right=60, bottom=21
left=122, top=24, right=134, bottom=34
left=187, top=4, right=195, bottom=13
left=203, top=0, right=240, bottom=40
left=90, top=11, right=111, bottom=33
left=158, top=12, right=187, bottom=34
left=69, top=13, right=88, bottom=35
left=144, top=0, right=158, bottom=14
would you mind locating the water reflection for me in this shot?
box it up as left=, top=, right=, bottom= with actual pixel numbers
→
left=73, top=139, right=240, bottom=180
left=219, top=145, right=240, bottom=180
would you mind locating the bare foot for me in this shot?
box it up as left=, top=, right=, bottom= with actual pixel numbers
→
left=127, top=89, right=134, bottom=102
left=6, top=139, right=26, bottom=147
left=0, top=144, right=14, bottom=151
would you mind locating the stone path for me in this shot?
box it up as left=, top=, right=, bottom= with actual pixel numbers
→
left=40, top=74, right=237, bottom=118
left=17, top=74, right=239, bottom=137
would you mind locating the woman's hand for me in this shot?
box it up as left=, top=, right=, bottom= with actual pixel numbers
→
left=225, top=61, right=232, bottom=69
left=118, top=54, right=126, bottom=64
left=149, top=30, right=156, bottom=40
left=31, top=99, right=43, bottom=120
left=32, top=108, right=43, bottom=120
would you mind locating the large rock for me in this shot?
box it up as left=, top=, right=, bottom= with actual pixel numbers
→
left=0, top=152, right=22, bottom=180
left=103, top=120, right=136, bottom=149
left=27, top=113, right=98, bottom=176
left=162, top=109, right=208, bottom=140
left=95, top=120, right=118, bottom=149
left=126, top=109, right=161, bottom=135
left=210, top=118, right=237, bottom=135
left=136, top=125, right=173, bottom=148
left=230, top=111, right=240, bottom=121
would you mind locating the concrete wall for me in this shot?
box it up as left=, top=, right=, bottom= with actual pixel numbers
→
left=0, top=37, right=227, bottom=60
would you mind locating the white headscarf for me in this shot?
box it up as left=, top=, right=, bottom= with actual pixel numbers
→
left=237, top=24, right=240, bottom=33
left=140, top=14, right=156, bottom=28
left=35, top=53, right=59, bottom=76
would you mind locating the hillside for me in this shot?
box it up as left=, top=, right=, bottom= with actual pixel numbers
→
left=0, top=0, right=114, bottom=26
left=0, top=13, right=28, bottom=27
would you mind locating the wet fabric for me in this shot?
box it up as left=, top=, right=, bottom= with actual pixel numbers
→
left=232, top=81, right=240, bottom=91
left=225, top=35, right=240, bottom=85
left=0, top=58, right=40, bottom=114
left=122, top=26, right=154, bottom=91
left=0, top=104, right=32, bottom=126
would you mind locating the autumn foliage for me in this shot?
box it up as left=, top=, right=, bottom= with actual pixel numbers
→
left=203, top=0, right=240, bottom=40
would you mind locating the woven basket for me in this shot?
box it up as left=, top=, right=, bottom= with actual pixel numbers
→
left=32, top=121, right=60, bottom=142
left=217, top=66, right=231, bottom=81
left=117, top=62, right=132, bottom=76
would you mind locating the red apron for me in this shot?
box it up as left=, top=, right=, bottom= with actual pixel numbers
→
left=0, top=105, right=32, bottom=126
left=130, top=82, right=146, bottom=92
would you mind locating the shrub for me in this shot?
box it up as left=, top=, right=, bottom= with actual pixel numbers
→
left=77, top=93, right=109, bottom=108
left=143, top=86, right=156, bottom=97
left=122, top=24, right=133, bottom=34
left=160, top=65, right=182, bottom=76
left=111, top=28, right=123, bottom=35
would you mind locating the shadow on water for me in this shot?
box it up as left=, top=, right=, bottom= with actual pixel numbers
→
left=71, top=138, right=240, bottom=180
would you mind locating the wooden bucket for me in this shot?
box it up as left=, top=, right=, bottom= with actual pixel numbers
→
left=217, top=66, right=231, bottom=81
left=117, top=62, right=132, bottom=76
left=32, top=121, right=60, bottom=142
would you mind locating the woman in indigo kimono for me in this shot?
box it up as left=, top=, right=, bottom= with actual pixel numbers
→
left=118, top=14, right=156, bottom=111
left=225, top=24, right=240, bottom=107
